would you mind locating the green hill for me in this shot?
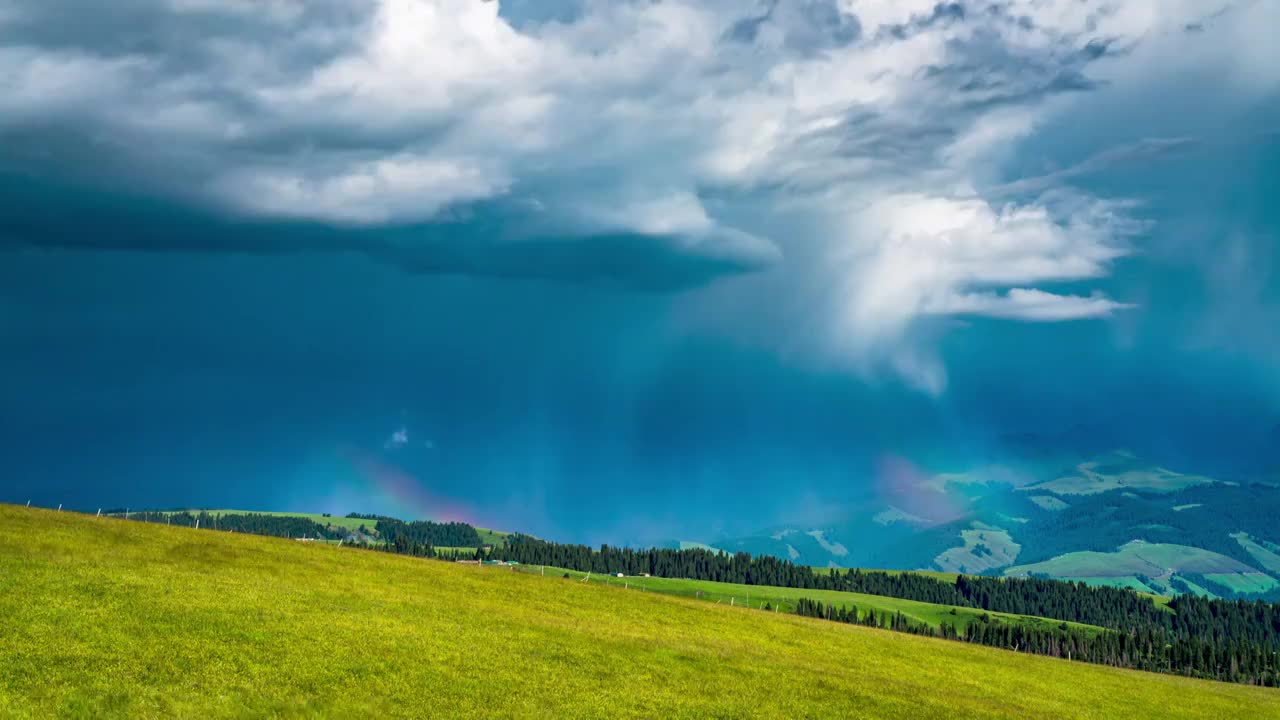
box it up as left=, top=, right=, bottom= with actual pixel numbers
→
left=126, top=507, right=509, bottom=545
left=1, top=505, right=1275, bottom=719
left=1004, top=540, right=1278, bottom=596
left=685, top=454, right=1280, bottom=602
left=152, top=509, right=377, bottom=532
left=549, top=569, right=1106, bottom=636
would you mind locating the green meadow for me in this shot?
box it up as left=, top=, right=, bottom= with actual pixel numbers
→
left=1, top=504, right=1275, bottom=719
left=547, top=568, right=1105, bottom=635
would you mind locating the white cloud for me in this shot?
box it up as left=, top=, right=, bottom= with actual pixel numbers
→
left=838, top=0, right=942, bottom=31
left=214, top=153, right=512, bottom=225
left=832, top=193, right=1135, bottom=340
left=0, top=48, right=143, bottom=119
left=927, top=288, right=1134, bottom=321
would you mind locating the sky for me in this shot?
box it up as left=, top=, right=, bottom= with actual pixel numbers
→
left=1, top=0, right=1278, bottom=545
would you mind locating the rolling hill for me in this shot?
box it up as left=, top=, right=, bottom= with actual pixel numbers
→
left=684, top=451, right=1280, bottom=600
left=2, top=504, right=1275, bottom=719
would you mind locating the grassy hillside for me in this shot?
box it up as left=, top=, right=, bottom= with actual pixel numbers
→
left=474, top=526, right=511, bottom=547
left=1004, top=540, right=1276, bottom=596
left=547, top=568, right=1105, bottom=636
left=1, top=505, right=1275, bottom=719
left=1234, top=532, right=1280, bottom=575
left=1019, top=459, right=1216, bottom=496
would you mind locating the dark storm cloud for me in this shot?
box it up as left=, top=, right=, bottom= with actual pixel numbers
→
left=0, top=0, right=798, bottom=290
left=0, top=172, right=776, bottom=291
left=0, top=1, right=369, bottom=65
left=0, top=0, right=1256, bottom=333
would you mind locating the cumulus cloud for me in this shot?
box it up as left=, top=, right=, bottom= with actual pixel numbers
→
left=0, top=0, right=1272, bottom=383
left=835, top=192, right=1139, bottom=342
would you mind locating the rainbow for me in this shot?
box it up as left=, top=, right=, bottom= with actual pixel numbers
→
left=337, top=446, right=477, bottom=525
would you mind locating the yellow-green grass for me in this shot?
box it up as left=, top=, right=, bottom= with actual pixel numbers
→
left=543, top=568, right=1103, bottom=635
left=474, top=527, right=511, bottom=546
left=1141, top=591, right=1175, bottom=607
left=1, top=505, right=1276, bottom=720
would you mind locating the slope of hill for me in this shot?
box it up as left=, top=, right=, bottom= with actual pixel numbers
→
left=2, top=505, right=1274, bottom=719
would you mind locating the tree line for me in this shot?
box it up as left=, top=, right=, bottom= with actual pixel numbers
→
left=373, top=518, right=484, bottom=548
left=793, top=597, right=1280, bottom=686
left=110, top=509, right=484, bottom=547
left=107, top=510, right=345, bottom=539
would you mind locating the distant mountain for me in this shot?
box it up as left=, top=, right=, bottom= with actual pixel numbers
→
left=681, top=451, right=1280, bottom=600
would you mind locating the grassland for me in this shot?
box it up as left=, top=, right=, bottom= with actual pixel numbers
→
left=1020, top=461, right=1216, bottom=496
left=474, top=527, right=511, bottom=547
left=147, top=509, right=376, bottom=532
left=543, top=568, right=1104, bottom=636
left=1202, top=572, right=1279, bottom=595
left=1234, top=532, right=1280, bottom=575
left=932, top=523, right=1021, bottom=575
left=1028, top=495, right=1069, bottom=510
left=1, top=505, right=1276, bottom=719
left=142, top=510, right=511, bottom=546
left=1005, top=541, right=1253, bottom=580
